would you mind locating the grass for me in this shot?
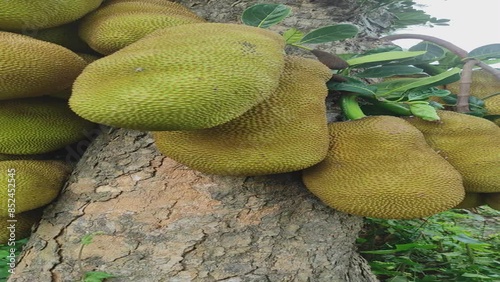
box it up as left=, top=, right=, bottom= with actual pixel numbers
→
left=357, top=206, right=500, bottom=282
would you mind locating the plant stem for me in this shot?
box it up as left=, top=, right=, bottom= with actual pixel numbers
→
left=456, top=60, right=476, bottom=113
left=340, top=94, right=366, bottom=120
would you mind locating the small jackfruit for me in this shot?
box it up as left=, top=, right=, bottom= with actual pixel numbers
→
left=79, top=0, right=205, bottom=54
left=444, top=70, right=500, bottom=125
left=302, top=116, right=465, bottom=219
left=0, top=97, right=95, bottom=155
left=153, top=55, right=332, bottom=176
left=0, top=160, right=71, bottom=216
left=0, top=208, right=43, bottom=244
left=0, top=32, right=87, bottom=100
left=0, top=0, right=103, bottom=30
left=453, top=192, right=486, bottom=209
left=404, top=110, right=500, bottom=193
left=70, top=23, right=286, bottom=131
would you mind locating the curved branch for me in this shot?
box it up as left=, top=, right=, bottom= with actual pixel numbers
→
left=381, top=34, right=468, bottom=58
left=456, top=60, right=476, bottom=113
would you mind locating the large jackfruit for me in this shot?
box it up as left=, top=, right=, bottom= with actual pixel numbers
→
left=0, top=97, right=95, bottom=155
left=404, top=110, right=500, bottom=193
left=302, top=116, right=465, bottom=219
left=79, top=0, right=205, bottom=54
left=0, top=208, right=43, bottom=244
left=444, top=70, right=500, bottom=125
left=70, top=23, right=286, bottom=131
left=0, top=32, right=87, bottom=100
left=0, top=0, right=103, bottom=30
left=0, top=160, right=71, bottom=216
left=153, top=56, right=332, bottom=176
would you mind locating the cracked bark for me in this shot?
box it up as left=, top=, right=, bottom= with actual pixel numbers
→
left=9, top=1, right=392, bottom=281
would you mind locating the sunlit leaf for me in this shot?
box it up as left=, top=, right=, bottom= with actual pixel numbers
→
left=282, top=28, right=304, bottom=44
left=84, top=271, right=116, bottom=282
left=410, top=103, right=440, bottom=121
left=355, top=65, right=424, bottom=78
left=241, top=4, right=292, bottom=28
left=373, top=68, right=461, bottom=96
left=346, top=51, right=426, bottom=67
left=298, top=24, right=358, bottom=44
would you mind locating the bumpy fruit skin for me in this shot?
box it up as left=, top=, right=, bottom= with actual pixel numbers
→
left=404, top=110, right=500, bottom=193
left=0, top=0, right=103, bottom=30
left=70, top=23, right=286, bottom=131
left=0, top=32, right=87, bottom=100
left=444, top=70, right=500, bottom=125
left=485, top=193, right=500, bottom=210
left=453, top=192, right=486, bottom=209
left=0, top=208, right=43, bottom=244
left=153, top=56, right=332, bottom=176
left=0, top=97, right=95, bottom=155
left=0, top=160, right=71, bottom=216
left=302, top=116, right=465, bottom=219
left=79, top=0, right=205, bottom=54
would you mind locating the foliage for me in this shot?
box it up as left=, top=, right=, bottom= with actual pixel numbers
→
left=358, top=207, right=500, bottom=281
left=0, top=238, right=28, bottom=280
left=360, top=0, right=450, bottom=29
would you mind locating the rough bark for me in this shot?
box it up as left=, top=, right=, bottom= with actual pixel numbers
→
left=10, top=1, right=392, bottom=281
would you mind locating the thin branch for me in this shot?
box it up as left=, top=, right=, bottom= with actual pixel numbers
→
left=381, top=34, right=468, bottom=57
left=456, top=60, right=476, bottom=113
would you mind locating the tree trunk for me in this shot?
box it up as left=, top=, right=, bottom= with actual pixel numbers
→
left=10, top=1, right=391, bottom=281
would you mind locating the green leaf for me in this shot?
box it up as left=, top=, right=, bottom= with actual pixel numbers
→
left=407, top=88, right=450, bottom=101
left=298, top=24, right=358, bottom=44
left=346, top=51, right=426, bottom=67
left=241, top=4, right=292, bottom=28
left=468, top=43, right=500, bottom=60
left=355, top=65, right=424, bottom=78
left=395, top=243, right=437, bottom=251
left=409, top=103, right=440, bottom=121
left=282, top=28, right=304, bottom=44
left=407, top=41, right=446, bottom=64
left=84, top=271, right=116, bottom=282
left=328, top=77, right=377, bottom=97
left=373, top=68, right=461, bottom=97
left=81, top=231, right=105, bottom=246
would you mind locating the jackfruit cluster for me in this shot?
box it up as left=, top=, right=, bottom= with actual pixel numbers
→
left=0, top=0, right=114, bottom=241
left=153, top=56, right=331, bottom=176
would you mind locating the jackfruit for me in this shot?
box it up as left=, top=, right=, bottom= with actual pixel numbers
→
left=453, top=192, right=486, bottom=209
left=0, top=160, right=71, bottom=216
left=302, top=115, right=465, bottom=219
left=79, top=0, right=205, bottom=54
left=0, top=208, right=43, bottom=244
left=70, top=23, right=286, bottom=131
left=14, top=21, right=95, bottom=54
left=0, top=0, right=103, bottom=30
left=153, top=56, right=331, bottom=176
left=444, top=70, right=500, bottom=125
left=404, top=110, right=500, bottom=193
left=485, top=193, right=500, bottom=210
left=0, top=32, right=87, bottom=100
left=0, top=97, right=95, bottom=155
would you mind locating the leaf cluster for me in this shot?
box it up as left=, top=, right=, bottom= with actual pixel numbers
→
left=358, top=207, right=500, bottom=281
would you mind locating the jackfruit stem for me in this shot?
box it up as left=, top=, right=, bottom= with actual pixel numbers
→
left=340, top=94, right=366, bottom=120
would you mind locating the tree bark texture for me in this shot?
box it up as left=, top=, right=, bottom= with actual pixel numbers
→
left=10, top=1, right=392, bottom=281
